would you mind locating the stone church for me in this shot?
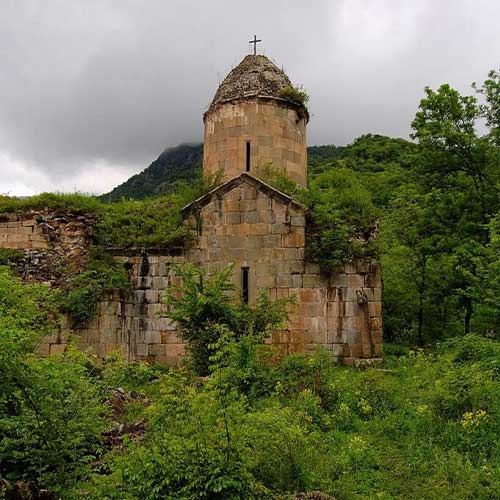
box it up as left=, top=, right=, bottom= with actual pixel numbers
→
left=0, top=54, right=382, bottom=365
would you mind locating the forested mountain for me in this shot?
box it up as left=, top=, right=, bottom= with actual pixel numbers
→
left=102, top=134, right=413, bottom=201
left=101, top=143, right=203, bottom=201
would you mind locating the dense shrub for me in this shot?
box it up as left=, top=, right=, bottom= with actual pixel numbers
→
left=278, top=85, right=310, bottom=115
left=163, top=264, right=292, bottom=375
left=0, top=248, right=23, bottom=266
left=0, top=269, right=107, bottom=496
left=307, top=168, right=379, bottom=272
left=256, top=165, right=379, bottom=271
left=61, top=248, right=130, bottom=327
left=4, top=264, right=500, bottom=499
left=0, top=192, right=103, bottom=215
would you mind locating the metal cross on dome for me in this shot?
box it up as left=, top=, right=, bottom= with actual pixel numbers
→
left=249, top=35, right=262, bottom=55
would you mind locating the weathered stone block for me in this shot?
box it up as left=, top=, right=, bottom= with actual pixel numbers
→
left=257, top=275, right=275, bottom=288
left=368, top=302, right=382, bottom=317
left=136, top=343, right=148, bottom=356
left=257, top=197, right=271, bottom=210
left=149, top=344, right=166, bottom=356
left=259, top=210, right=274, bottom=223
left=303, top=273, right=319, bottom=287
left=304, top=262, right=320, bottom=274
left=330, top=344, right=347, bottom=357
left=308, top=330, right=327, bottom=344
left=330, top=273, right=347, bottom=287
left=144, top=331, right=161, bottom=344
left=276, top=274, right=292, bottom=288
left=347, top=331, right=362, bottom=345
left=241, top=211, right=259, bottom=224
left=36, top=342, right=51, bottom=356
left=262, top=234, right=281, bottom=248
left=282, top=233, right=305, bottom=248
left=272, top=223, right=289, bottom=234
left=290, top=215, right=305, bottom=226
left=344, top=262, right=357, bottom=274
left=370, top=318, right=382, bottom=331
left=299, top=288, right=316, bottom=303
left=240, top=199, right=257, bottom=211
left=250, top=223, right=271, bottom=235
left=347, top=274, right=365, bottom=287
left=349, top=344, right=363, bottom=357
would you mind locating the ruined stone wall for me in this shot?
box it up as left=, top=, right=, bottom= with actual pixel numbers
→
left=0, top=211, right=95, bottom=356
left=203, top=98, right=308, bottom=188
left=0, top=211, right=94, bottom=285
left=0, top=204, right=382, bottom=365
left=75, top=251, right=187, bottom=366
left=0, top=213, right=49, bottom=250
left=184, top=178, right=382, bottom=361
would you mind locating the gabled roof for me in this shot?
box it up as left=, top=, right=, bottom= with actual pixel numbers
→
left=181, top=173, right=306, bottom=216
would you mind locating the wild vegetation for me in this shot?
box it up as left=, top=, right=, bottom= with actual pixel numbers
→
left=1, top=69, right=500, bottom=498
left=101, top=143, right=203, bottom=201
left=0, top=175, right=215, bottom=249
left=2, top=264, right=500, bottom=499
left=278, top=85, right=310, bottom=118
left=0, top=175, right=218, bottom=327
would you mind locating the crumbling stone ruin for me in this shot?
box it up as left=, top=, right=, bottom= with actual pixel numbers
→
left=0, top=54, right=382, bottom=365
left=0, top=211, right=95, bottom=286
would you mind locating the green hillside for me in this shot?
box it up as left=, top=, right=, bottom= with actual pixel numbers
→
left=101, top=143, right=203, bottom=201
left=102, top=134, right=413, bottom=201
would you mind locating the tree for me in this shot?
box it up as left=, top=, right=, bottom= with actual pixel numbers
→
left=408, top=79, right=500, bottom=336
left=163, top=264, right=290, bottom=375
left=0, top=267, right=106, bottom=495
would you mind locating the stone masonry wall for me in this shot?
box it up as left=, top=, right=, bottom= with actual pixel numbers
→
left=0, top=211, right=95, bottom=356
left=184, top=177, right=382, bottom=361
left=75, top=251, right=187, bottom=366
left=0, top=211, right=94, bottom=285
left=0, top=202, right=382, bottom=365
left=203, top=98, right=308, bottom=188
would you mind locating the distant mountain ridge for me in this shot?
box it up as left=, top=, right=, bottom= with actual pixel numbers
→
left=102, top=135, right=413, bottom=201
left=101, top=143, right=203, bottom=201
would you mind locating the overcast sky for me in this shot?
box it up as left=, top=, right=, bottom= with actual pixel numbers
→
left=1, top=0, right=499, bottom=196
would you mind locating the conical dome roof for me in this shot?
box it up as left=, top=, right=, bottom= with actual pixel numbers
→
left=206, top=55, right=293, bottom=116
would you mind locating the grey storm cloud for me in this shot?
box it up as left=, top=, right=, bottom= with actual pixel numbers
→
left=1, top=0, right=499, bottom=195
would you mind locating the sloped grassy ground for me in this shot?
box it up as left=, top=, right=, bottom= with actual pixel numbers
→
left=70, top=336, right=500, bottom=500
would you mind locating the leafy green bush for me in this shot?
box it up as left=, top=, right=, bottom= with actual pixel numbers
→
left=95, top=175, right=220, bottom=248
left=0, top=192, right=102, bottom=214
left=255, top=164, right=378, bottom=271
left=307, top=168, right=379, bottom=272
left=239, top=404, right=329, bottom=493
left=5, top=275, right=500, bottom=500
left=163, top=264, right=292, bottom=375
left=256, top=163, right=309, bottom=205
left=279, top=85, right=310, bottom=114
left=87, top=370, right=260, bottom=500
left=95, top=196, right=187, bottom=248
left=0, top=269, right=107, bottom=495
left=61, top=248, right=130, bottom=327
left=0, top=248, right=23, bottom=266
left=101, top=351, right=167, bottom=390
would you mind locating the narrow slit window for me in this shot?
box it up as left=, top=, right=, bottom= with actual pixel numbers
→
left=242, top=267, right=249, bottom=304
left=246, top=141, right=251, bottom=172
